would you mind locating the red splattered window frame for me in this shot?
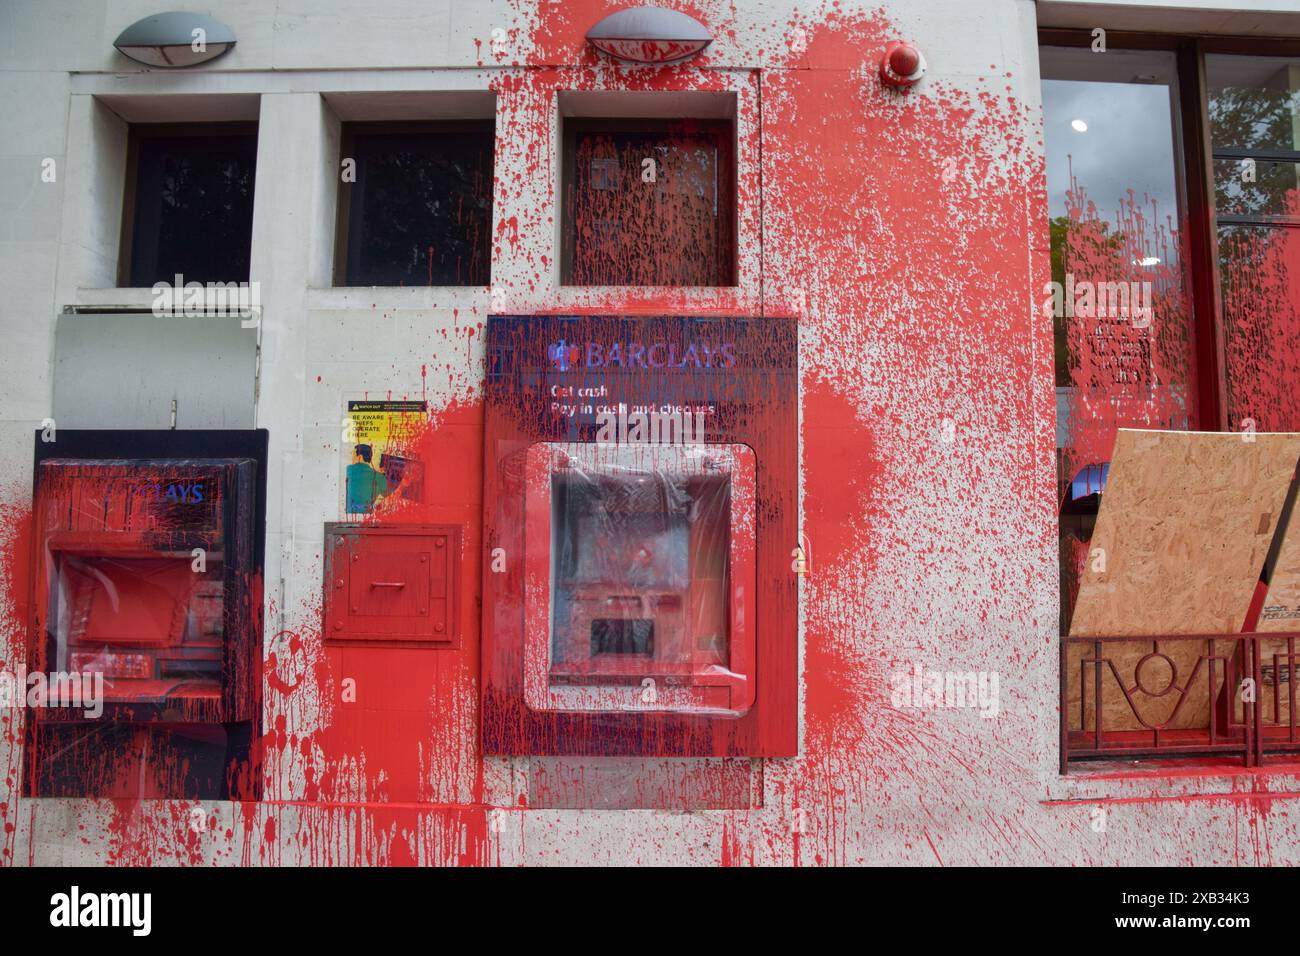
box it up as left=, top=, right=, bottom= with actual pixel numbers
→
left=1044, top=29, right=1300, bottom=770
left=560, top=117, right=738, bottom=287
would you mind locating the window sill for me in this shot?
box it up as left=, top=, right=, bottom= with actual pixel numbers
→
left=305, top=286, right=489, bottom=311
left=546, top=286, right=762, bottom=316
left=71, top=288, right=161, bottom=310
left=1044, top=757, right=1300, bottom=805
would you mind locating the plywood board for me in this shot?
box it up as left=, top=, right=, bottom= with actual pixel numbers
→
left=1068, top=428, right=1300, bottom=732
left=1255, top=509, right=1300, bottom=725
left=1258, top=506, right=1300, bottom=633
left=1253, top=468, right=1300, bottom=723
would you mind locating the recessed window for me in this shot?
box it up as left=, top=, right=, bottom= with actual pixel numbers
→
left=1041, top=46, right=1197, bottom=631
left=120, top=123, right=258, bottom=287
left=335, top=121, right=494, bottom=287
left=561, top=118, right=736, bottom=286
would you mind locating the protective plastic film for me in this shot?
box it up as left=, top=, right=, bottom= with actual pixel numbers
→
left=48, top=553, right=225, bottom=709
left=524, top=442, right=756, bottom=715
left=29, top=458, right=253, bottom=724
left=482, top=314, right=798, bottom=757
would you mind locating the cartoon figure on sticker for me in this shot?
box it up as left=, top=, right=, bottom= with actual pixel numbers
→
left=346, top=443, right=392, bottom=514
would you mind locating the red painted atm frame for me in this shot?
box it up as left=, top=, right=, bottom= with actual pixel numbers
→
left=522, top=441, right=758, bottom=715
left=23, top=429, right=267, bottom=800
left=481, top=315, right=798, bottom=757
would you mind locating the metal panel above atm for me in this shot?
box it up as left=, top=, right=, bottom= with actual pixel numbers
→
left=52, top=310, right=257, bottom=429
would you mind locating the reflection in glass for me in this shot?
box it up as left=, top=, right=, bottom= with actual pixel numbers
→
left=1041, top=47, right=1196, bottom=631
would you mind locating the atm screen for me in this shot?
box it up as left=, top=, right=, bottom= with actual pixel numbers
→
left=52, top=553, right=224, bottom=703
left=555, top=474, right=691, bottom=589
left=547, top=465, right=730, bottom=678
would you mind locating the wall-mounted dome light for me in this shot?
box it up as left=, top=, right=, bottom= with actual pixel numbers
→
left=114, top=11, right=237, bottom=67
left=586, top=7, right=712, bottom=64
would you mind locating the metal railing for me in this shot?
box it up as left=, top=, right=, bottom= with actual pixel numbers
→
left=1060, top=632, right=1300, bottom=772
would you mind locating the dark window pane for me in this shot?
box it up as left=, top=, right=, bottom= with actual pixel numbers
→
left=564, top=120, right=735, bottom=286
left=341, top=124, right=494, bottom=286
left=1214, top=157, right=1300, bottom=222
left=127, top=129, right=257, bottom=287
left=1040, top=47, right=1197, bottom=632
left=1208, top=55, right=1300, bottom=432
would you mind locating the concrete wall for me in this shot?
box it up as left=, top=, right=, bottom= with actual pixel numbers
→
left=2, top=0, right=1299, bottom=866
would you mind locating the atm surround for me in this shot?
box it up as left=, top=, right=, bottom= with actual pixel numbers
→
left=482, top=315, right=797, bottom=757
left=24, top=430, right=267, bottom=799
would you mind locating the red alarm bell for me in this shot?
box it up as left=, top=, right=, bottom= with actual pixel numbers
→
left=880, top=40, right=926, bottom=88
